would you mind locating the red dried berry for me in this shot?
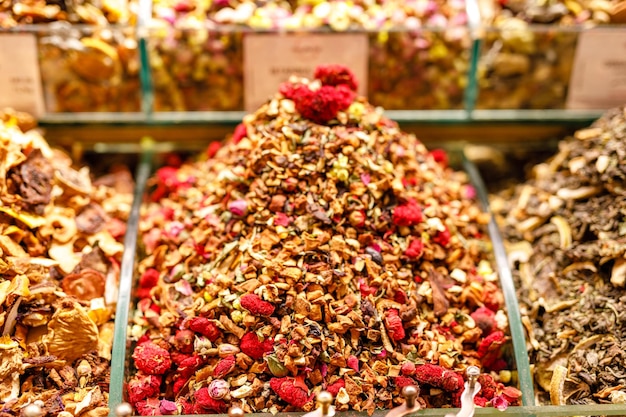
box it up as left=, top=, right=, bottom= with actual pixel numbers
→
left=128, top=373, right=162, bottom=405
left=170, top=352, right=192, bottom=366
left=405, top=239, right=424, bottom=259
left=132, top=342, right=172, bottom=375
left=384, top=309, right=405, bottom=341
left=478, top=374, right=497, bottom=400
left=135, top=398, right=161, bottom=416
left=393, top=199, right=423, bottom=227
left=206, top=141, right=221, bottom=158
left=213, top=355, right=236, bottom=378
left=194, top=387, right=228, bottom=412
left=136, top=287, right=152, bottom=299
left=474, top=396, right=488, bottom=407
left=279, top=82, right=307, bottom=100
left=173, top=329, right=195, bottom=354
left=334, top=84, right=357, bottom=109
left=414, top=364, right=463, bottom=392
left=179, top=355, right=204, bottom=379
left=433, top=227, right=451, bottom=247
left=471, top=307, right=497, bottom=335
left=295, top=86, right=342, bottom=125
left=477, top=331, right=506, bottom=359
left=240, top=293, right=275, bottom=316
left=139, top=268, right=159, bottom=288
left=173, top=377, right=188, bottom=395
left=270, top=377, right=311, bottom=408
left=314, top=64, right=358, bottom=91
left=326, top=378, right=345, bottom=397
left=395, top=376, right=417, bottom=389
left=240, top=332, right=274, bottom=360
left=188, top=317, right=221, bottom=342
left=430, top=148, right=449, bottom=167
left=232, top=123, right=247, bottom=144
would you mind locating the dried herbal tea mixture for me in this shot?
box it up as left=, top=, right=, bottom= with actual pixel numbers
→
left=129, top=64, right=521, bottom=416
left=492, top=106, right=626, bottom=405
left=0, top=113, right=133, bottom=416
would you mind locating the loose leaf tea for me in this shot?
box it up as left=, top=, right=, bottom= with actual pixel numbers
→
left=0, top=113, right=132, bottom=415
left=492, top=106, right=626, bottom=405
left=130, top=65, right=520, bottom=415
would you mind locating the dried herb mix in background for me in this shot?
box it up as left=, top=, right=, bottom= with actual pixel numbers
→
left=0, top=111, right=132, bottom=416
left=129, top=65, right=521, bottom=415
left=492, top=106, right=626, bottom=405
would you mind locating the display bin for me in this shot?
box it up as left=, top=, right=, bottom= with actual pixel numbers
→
left=142, top=25, right=472, bottom=115
left=106, top=144, right=530, bottom=416
left=2, top=23, right=143, bottom=115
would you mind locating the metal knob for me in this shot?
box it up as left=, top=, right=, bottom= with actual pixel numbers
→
left=402, top=385, right=419, bottom=409
left=115, top=402, right=133, bottom=417
left=229, top=406, right=245, bottom=417
left=466, top=366, right=480, bottom=391
left=317, top=391, right=333, bottom=417
left=23, top=403, right=43, bottom=417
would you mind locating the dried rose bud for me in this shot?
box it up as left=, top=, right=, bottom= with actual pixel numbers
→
left=194, top=387, right=228, bottom=412
left=240, top=293, right=275, bottom=316
left=173, top=329, right=195, bottom=354
left=492, top=395, right=509, bottom=411
left=208, top=379, right=230, bottom=399
left=217, top=343, right=240, bottom=357
left=240, top=332, right=273, bottom=360
left=401, top=361, right=416, bottom=376
left=132, top=342, right=172, bottom=375
left=188, top=317, right=221, bottom=341
left=471, top=307, right=497, bottom=335
left=159, top=399, right=178, bottom=415
left=213, top=355, right=236, bottom=378
left=347, top=355, right=359, bottom=372
left=228, top=199, right=248, bottom=217
left=266, top=354, right=289, bottom=377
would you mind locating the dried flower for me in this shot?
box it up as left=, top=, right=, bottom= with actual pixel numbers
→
left=228, top=199, right=248, bottom=217
left=401, top=361, right=416, bottom=376
left=240, top=293, right=275, bottom=316
left=173, top=329, right=195, bottom=354
left=133, top=342, right=172, bottom=375
left=208, top=379, right=230, bottom=399
left=471, top=307, right=497, bottom=335
left=194, top=387, right=228, bottom=412
left=347, top=355, right=359, bottom=372
left=477, top=331, right=506, bottom=370
left=270, top=377, right=311, bottom=408
left=159, top=400, right=178, bottom=415
left=491, top=395, right=509, bottom=411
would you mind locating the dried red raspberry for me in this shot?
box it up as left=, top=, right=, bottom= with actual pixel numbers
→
left=132, top=342, right=172, bottom=375
left=213, top=355, right=236, bottom=378
left=314, top=64, right=358, bottom=91
left=188, top=316, right=221, bottom=341
left=384, top=309, right=405, bottom=341
left=430, top=148, right=449, bottom=167
left=139, top=268, right=159, bottom=288
left=240, top=293, right=275, bottom=316
left=194, top=387, right=228, bottom=412
left=433, top=227, right=451, bottom=247
left=135, top=398, right=160, bottom=416
left=395, top=376, right=417, bottom=388
left=128, top=373, right=162, bottom=405
left=240, top=332, right=274, bottom=360
left=326, top=378, right=345, bottom=397
left=405, top=239, right=424, bottom=259
left=393, top=199, right=423, bottom=227
left=295, top=86, right=342, bottom=125
left=179, top=355, right=204, bottom=379
left=414, top=364, right=463, bottom=393
left=270, top=377, right=311, bottom=408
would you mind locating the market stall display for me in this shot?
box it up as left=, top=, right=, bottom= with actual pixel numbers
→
left=126, top=65, right=521, bottom=415
left=491, top=106, right=626, bottom=404
left=147, top=0, right=470, bottom=111
left=0, top=110, right=133, bottom=415
left=475, top=0, right=625, bottom=110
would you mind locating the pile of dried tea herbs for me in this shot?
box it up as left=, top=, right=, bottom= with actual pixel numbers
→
left=129, top=64, right=521, bottom=416
left=491, top=106, right=626, bottom=405
left=0, top=112, right=133, bottom=416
